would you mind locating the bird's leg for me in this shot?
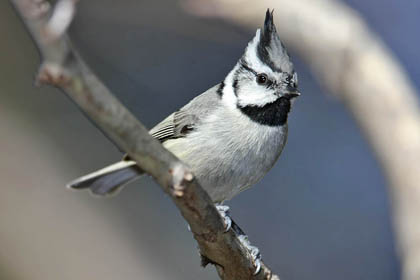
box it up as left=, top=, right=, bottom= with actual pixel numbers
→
left=216, top=205, right=261, bottom=275
left=215, top=204, right=232, bottom=232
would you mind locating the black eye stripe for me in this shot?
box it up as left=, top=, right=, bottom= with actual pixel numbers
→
left=240, top=61, right=258, bottom=76
left=240, top=62, right=272, bottom=86
left=240, top=59, right=295, bottom=89
left=267, top=80, right=277, bottom=89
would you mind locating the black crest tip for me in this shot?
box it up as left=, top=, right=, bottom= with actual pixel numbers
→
left=264, top=9, right=275, bottom=32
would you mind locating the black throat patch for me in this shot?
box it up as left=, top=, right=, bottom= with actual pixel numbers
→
left=238, top=97, right=291, bottom=126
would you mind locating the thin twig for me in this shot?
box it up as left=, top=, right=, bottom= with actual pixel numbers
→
left=9, top=0, right=280, bottom=279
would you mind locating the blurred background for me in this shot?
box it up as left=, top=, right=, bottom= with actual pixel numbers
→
left=1, top=0, right=419, bottom=279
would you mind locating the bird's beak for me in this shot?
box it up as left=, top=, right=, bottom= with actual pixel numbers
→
left=283, top=91, right=300, bottom=100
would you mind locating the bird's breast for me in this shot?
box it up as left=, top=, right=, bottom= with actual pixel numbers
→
left=163, top=106, right=287, bottom=203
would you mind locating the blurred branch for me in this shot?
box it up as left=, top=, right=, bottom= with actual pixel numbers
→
left=180, top=0, right=420, bottom=279
left=9, top=0, right=280, bottom=279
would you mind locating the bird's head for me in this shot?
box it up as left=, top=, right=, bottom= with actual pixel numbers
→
left=221, top=10, right=299, bottom=126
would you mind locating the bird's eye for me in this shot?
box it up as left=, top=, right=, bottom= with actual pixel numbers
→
left=256, top=74, right=268, bottom=85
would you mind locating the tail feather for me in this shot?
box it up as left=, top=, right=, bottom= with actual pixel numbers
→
left=67, top=161, right=143, bottom=196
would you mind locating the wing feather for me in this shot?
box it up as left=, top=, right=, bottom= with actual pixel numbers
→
left=123, top=83, right=222, bottom=160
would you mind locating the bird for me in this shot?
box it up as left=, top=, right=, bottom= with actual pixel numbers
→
left=68, top=9, right=299, bottom=273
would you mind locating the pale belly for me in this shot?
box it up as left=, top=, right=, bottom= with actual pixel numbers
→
left=163, top=110, right=288, bottom=203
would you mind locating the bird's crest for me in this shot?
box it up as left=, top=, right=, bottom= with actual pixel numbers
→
left=251, top=9, right=293, bottom=74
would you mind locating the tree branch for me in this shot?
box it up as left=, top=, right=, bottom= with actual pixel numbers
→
left=10, top=0, right=280, bottom=279
left=180, top=0, right=420, bottom=279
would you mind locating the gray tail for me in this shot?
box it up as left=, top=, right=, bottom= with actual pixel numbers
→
left=67, top=161, right=143, bottom=196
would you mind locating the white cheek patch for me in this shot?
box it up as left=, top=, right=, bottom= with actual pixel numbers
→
left=237, top=83, right=278, bottom=107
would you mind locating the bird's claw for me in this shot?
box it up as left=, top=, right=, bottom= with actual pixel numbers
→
left=216, top=205, right=232, bottom=232
left=238, top=235, right=262, bottom=275
left=216, top=204, right=261, bottom=275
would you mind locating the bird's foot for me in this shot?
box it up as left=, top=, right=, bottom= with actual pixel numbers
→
left=215, top=204, right=232, bottom=232
left=237, top=234, right=262, bottom=275
left=215, top=205, right=261, bottom=275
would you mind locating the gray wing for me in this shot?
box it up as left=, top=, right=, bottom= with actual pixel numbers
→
left=123, top=84, right=221, bottom=161
left=149, top=84, right=222, bottom=142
